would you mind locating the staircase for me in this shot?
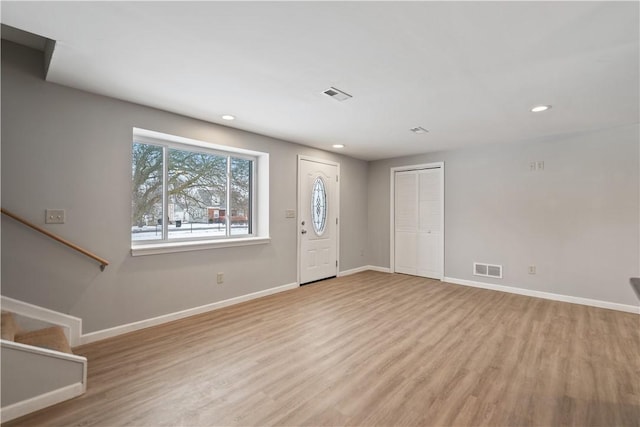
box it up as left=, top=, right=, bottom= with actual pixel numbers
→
left=0, top=210, right=99, bottom=422
left=2, top=312, right=72, bottom=353
left=1, top=305, right=87, bottom=423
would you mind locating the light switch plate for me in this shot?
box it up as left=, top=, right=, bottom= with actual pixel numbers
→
left=45, top=209, right=65, bottom=224
left=285, top=209, right=296, bottom=218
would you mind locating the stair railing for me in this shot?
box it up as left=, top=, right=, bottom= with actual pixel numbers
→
left=1, top=208, right=109, bottom=271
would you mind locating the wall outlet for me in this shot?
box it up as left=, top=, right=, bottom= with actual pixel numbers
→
left=530, top=161, right=545, bottom=172
left=216, top=272, right=224, bottom=284
left=45, top=209, right=65, bottom=224
left=528, top=265, right=536, bottom=275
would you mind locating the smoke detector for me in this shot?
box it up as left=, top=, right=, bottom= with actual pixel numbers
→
left=323, top=87, right=352, bottom=102
left=410, top=127, right=429, bottom=134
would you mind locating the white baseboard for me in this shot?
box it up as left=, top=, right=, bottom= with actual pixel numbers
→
left=0, top=382, right=84, bottom=423
left=0, top=296, right=83, bottom=347
left=367, top=265, right=391, bottom=273
left=79, top=282, right=300, bottom=345
left=443, top=277, right=640, bottom=314
left=1, top=339, right=88, bottom=364
left=339, top=265, right=391, bottom=277
left=338, top=266, right=369, bottom=276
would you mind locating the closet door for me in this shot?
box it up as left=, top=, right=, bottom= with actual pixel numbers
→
left=416, top=169, right=442, bottom=279
left=394, top=171, right=419, bottom=275
left=394, top=167, right=443, bottom=279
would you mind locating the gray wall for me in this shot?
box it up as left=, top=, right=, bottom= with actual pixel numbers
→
left=369, top=124, right=640, bottom=306
left=1, top=41, right=368, bottom=333
left=1, top=345, right=85, bottom=406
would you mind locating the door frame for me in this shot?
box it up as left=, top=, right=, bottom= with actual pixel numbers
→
left=297, top=155, right=341, bottom=285
left=389, top=162, right=445, bottom=279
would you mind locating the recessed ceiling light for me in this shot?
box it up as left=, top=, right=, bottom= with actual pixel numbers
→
left=530, top=105, right=551, bottom=113
left=332, top=144, right=345, bottom=149
left=221, top=115, right=235, bottom=120
left=410, top=127, right=429, bottom=134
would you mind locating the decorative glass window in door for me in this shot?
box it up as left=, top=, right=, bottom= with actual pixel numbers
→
left=311, top=176, right=327, bottom=235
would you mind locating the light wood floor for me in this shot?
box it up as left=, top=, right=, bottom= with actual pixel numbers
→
left=5, top=271, right=639, bottom=426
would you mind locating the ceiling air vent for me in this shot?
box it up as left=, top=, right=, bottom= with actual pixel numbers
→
left=410, top=127, right=429, bottom=134
left=473, top=262, right=503, bottom=279
left=323, top=87, right=352, bottom=102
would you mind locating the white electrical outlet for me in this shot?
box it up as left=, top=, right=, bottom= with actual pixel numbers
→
left=45, top=209, right=65, bottom=224
left=217, top=272, right=224, bottom=284
left=530, top=161, right=545, bottom=172
left=528, top=265, right=536, bottom=275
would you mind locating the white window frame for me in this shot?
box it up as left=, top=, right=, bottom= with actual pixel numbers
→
left=131, top=128, right=270, bottom=256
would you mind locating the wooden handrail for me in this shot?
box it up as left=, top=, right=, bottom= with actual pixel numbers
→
left=1, top=208, right=109, bottom=271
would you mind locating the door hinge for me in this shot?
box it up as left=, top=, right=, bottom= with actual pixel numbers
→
left=336, top=175, right=339, bottom=182
left=336, top=260, right=338, bottom=267
left=336, top=217, right=338, bottom=225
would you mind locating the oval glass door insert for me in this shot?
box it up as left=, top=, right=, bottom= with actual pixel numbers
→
left=311, top=176, right=327, bottom=235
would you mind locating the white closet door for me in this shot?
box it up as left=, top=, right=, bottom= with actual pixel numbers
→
left=394, top=172, right=418, bottom=275
left=417, top=169, right=442, bottom=279
left=394, top=167, right=443, bottom=280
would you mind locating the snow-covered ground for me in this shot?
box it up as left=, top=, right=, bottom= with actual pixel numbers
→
left=132, top=222, right=249, bottom=241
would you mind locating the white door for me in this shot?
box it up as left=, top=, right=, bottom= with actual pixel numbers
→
left=394, top=167, right=443, bottom=279
left=299, top=158, right=339, bottom=284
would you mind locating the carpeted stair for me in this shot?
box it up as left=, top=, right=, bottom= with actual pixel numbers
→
left=1, top=311, right=73, bottom=354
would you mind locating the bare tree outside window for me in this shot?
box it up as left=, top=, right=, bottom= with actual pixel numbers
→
left=131, top=143, right=163, bottom=240
left=131, top=142, right=253, bottom=242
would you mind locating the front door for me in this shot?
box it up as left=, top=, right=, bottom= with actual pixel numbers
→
left=298, top=157, right=339, bottom=284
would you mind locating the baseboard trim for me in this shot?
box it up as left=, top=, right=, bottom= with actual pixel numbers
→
left=0, top=382, right=84, bottom=423
left=339, top=265, right=391, bottom=276
left=1, top=339, right=88, bottom=364
left=338, top=266, right=369, bottom=276
left=79, top=282, right=300, bottom=345
left=367, top=265, right=391, bottom=273
left=443, top=277, right=640, bottom=314
left=0, top=296, right=83, bottom=347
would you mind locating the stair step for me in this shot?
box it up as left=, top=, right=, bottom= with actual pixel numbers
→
left=15, top=326, right=72, bottom=354
left=1, top=311, right=21, bottom=341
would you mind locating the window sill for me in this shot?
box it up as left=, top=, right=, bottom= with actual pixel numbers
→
left=131, top=236, right=271, bottom=256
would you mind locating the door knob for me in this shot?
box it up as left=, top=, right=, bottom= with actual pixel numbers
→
left=301, top=221, right=306, bottom=226
left=301, top=229, right=307, bottom=234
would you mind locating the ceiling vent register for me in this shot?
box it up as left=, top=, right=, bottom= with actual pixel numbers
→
left=410, top=127, right=429, bottom=134
left=323, top=87, right=352, bottom=102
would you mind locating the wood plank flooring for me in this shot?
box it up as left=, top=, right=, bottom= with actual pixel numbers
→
left=5, top=271, right=639, bottom=426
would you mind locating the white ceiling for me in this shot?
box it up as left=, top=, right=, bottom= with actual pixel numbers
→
left=2, top=1, right=638, bottom=161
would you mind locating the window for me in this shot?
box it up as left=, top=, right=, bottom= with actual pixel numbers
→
left=131, top=128, right=269, bottom=255
left=311, top=176, right=327, bottom=235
